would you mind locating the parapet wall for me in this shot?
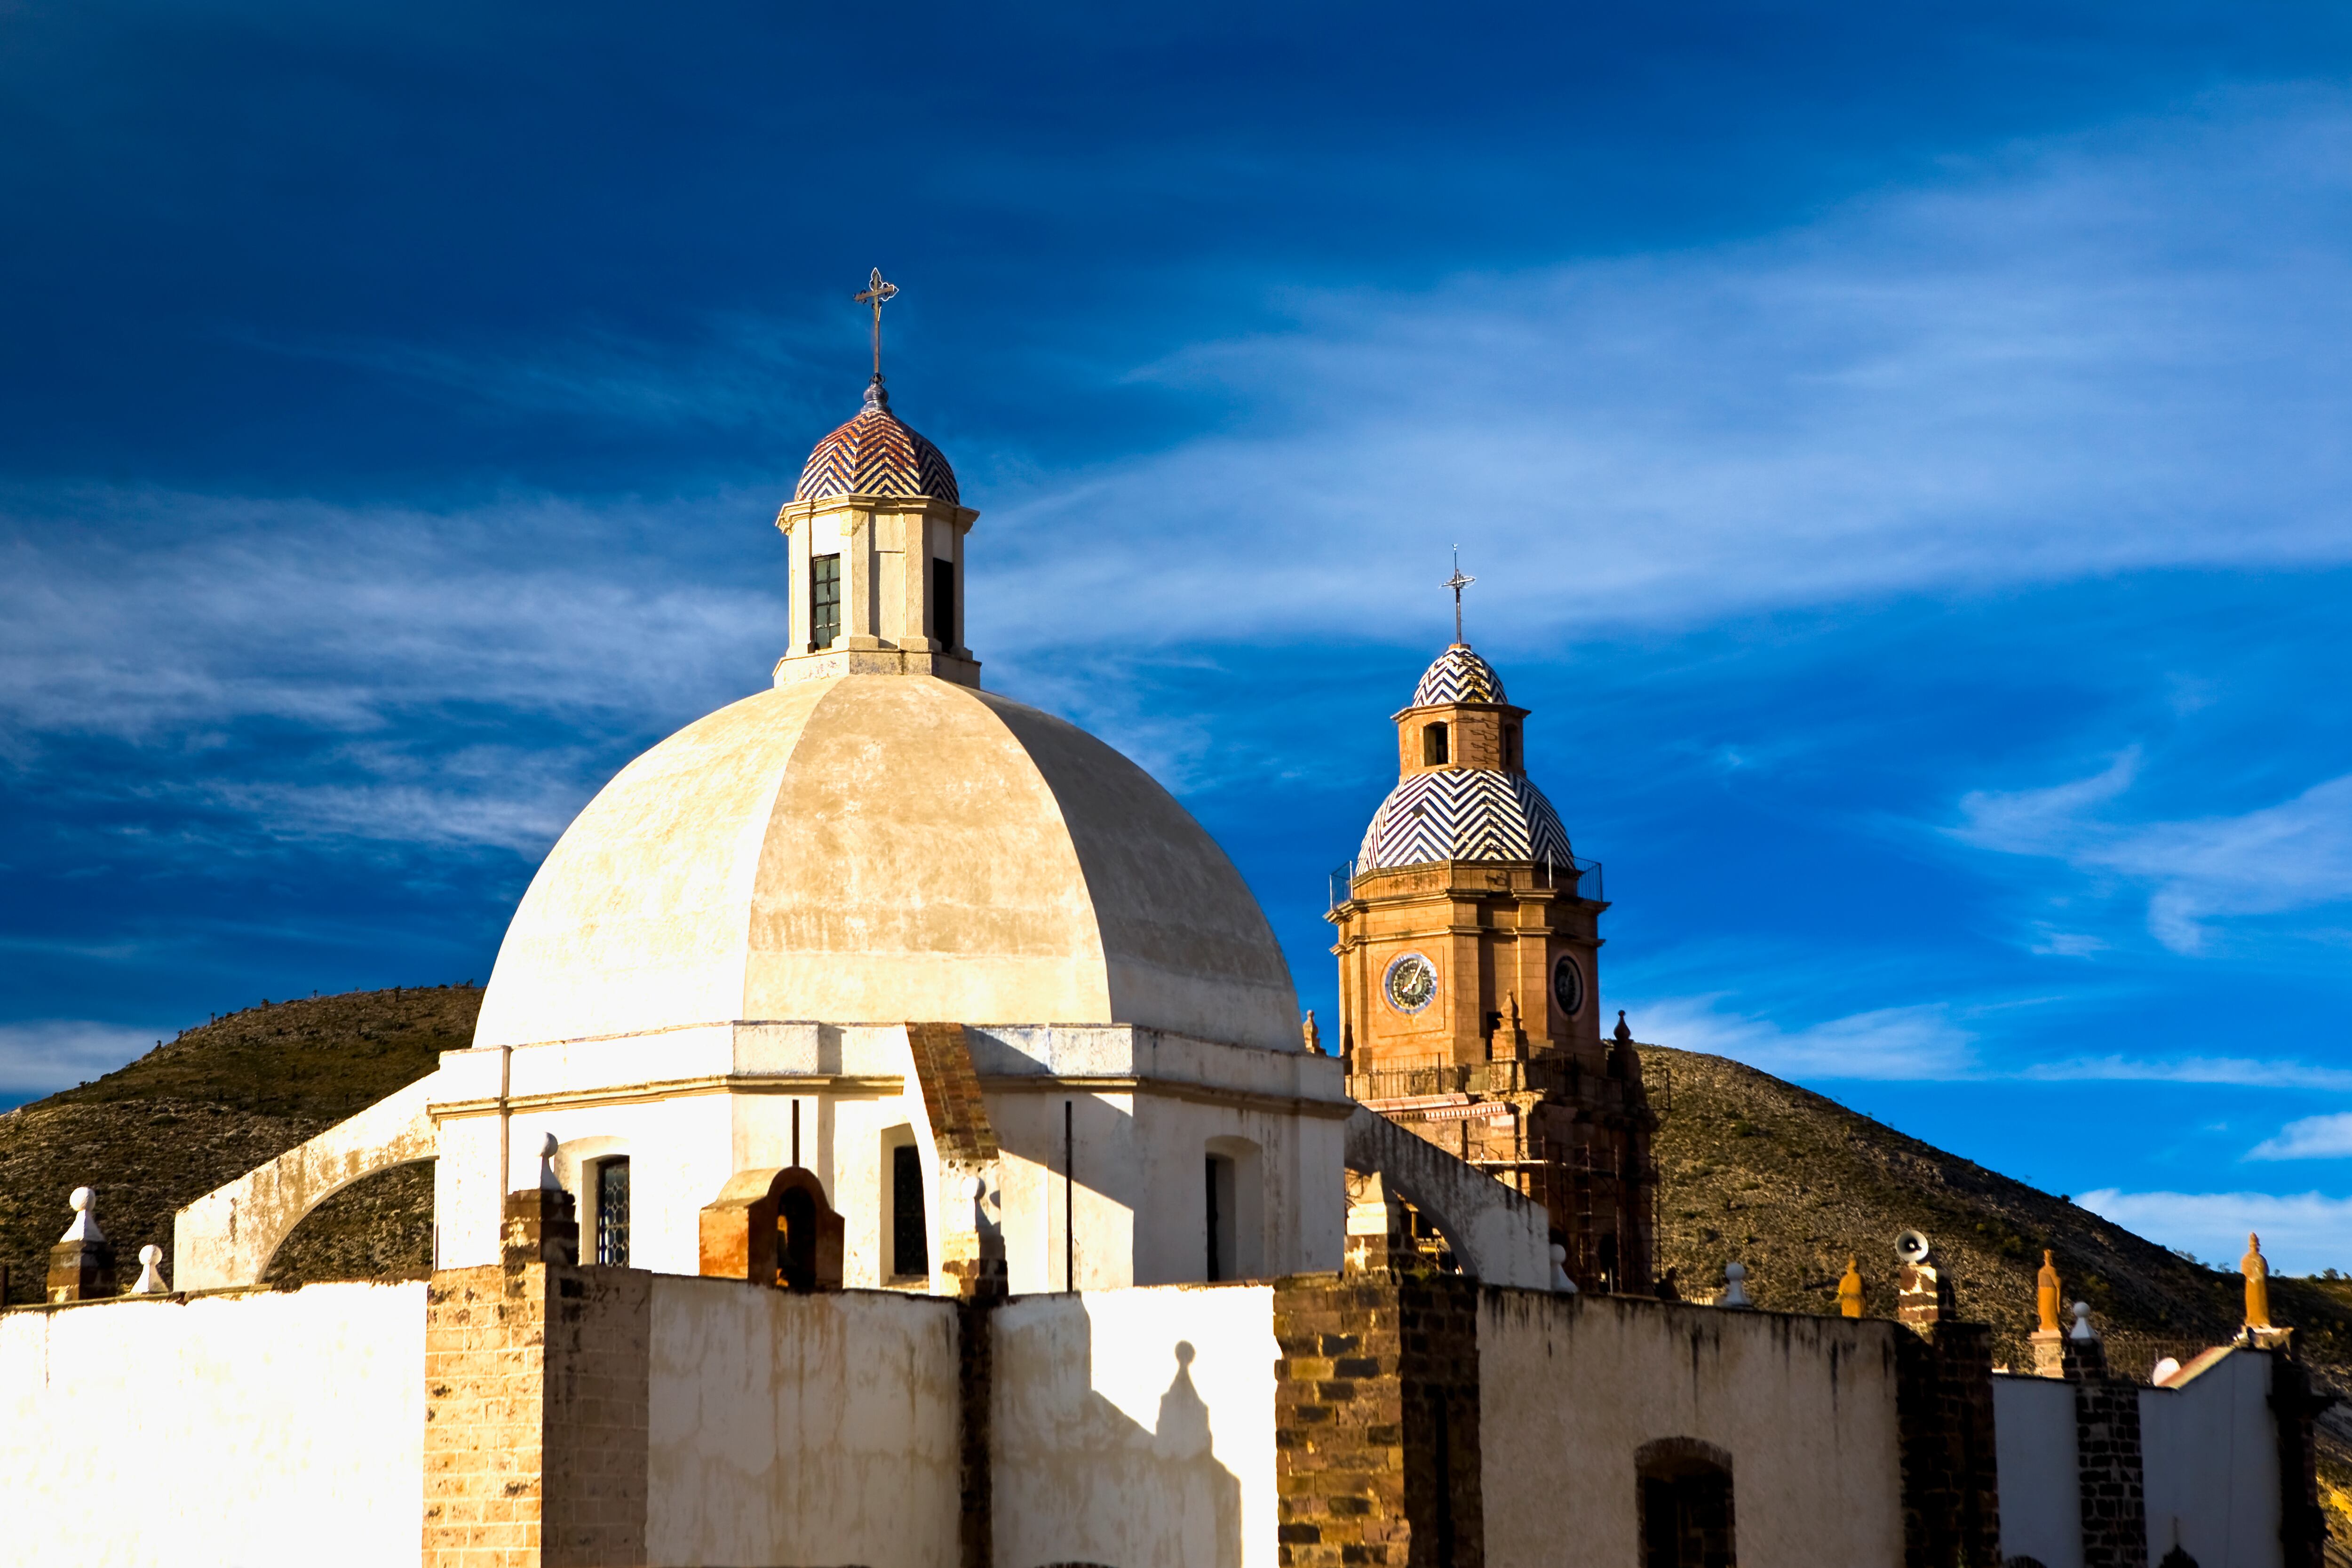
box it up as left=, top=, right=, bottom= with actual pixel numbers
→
left=993, top=1284, right=1280, bottom=1568
left=1476, top=1289, right=1911, bottom=1568
left=0, top=1281, right=426, bottom=1566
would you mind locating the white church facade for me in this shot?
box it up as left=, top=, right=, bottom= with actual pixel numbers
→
left=0, top=316, right=2332, bottom=1568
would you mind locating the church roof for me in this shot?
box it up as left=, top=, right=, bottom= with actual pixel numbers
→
left=1409, top=643, right=1507, bottom=707
left=793, top=383, right=961, bottom=505
left=1355, top=766, right=1573, bottom=872
left=474, top=673, right=1301, bottom=1054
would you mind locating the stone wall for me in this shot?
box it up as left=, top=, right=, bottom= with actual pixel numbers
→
left=422, top=1262, right=650, bottom=1568
left=1271, top=1272, right=1483, bottom=1568
left=1893, top=1321, right=2002, bottom=1568
left=0, top=1281, right=425, bottom=1565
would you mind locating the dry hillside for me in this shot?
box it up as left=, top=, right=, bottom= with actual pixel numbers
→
left=0, top=985, right=473, bottom=1302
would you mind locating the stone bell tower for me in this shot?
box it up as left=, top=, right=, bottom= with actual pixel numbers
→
left=1328, top=622, right=1658, bottom=1294
left=774, top=269, right=982, bottom=688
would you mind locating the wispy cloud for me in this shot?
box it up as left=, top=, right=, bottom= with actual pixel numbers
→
left=2074, top=1188, right=2352, bottom=1275
left=1954, top=756, right=2352, bottom=954
left=988, top=89, right=2352, bottom=654
left=1637, top=995, right=1977, bottom=1080
left=0, top=1020, right=160, bottom=1100
left=2248, top=1114, right=2352, bottom=1162
left=2024, top=1056, right=2352, bottom=1093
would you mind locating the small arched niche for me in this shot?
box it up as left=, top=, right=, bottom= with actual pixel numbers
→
left=1637, top=1437, right=1735, bottom=1568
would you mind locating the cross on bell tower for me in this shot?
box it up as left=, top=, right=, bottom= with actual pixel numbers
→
left=1444, top=548, right=1475, bottom=645
left=855, top=267, right=900, bottom=390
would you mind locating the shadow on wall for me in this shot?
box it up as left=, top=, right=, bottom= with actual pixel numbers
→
left=999, top=1309, right=1244, bottom=1568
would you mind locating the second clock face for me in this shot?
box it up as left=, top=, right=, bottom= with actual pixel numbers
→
left=1551, top=953, right=1585, bottom=1017
left=1383, top=951, right=1438, bottom=1014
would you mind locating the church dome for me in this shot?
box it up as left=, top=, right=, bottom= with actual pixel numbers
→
left=473, top=674, right=1300, bottom=1053
left=793, top=383, right=960, bottom=504
left=1355, top=768, right=1573, bottom=872
left=1409, top=643, right=1507, bottom=707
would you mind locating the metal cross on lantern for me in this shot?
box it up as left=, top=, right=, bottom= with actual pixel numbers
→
left=855, top=268, right=900, bottom=383
left=1443, top=547, right=1476, bottom=644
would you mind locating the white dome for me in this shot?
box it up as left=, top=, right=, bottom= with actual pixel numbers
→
left=474, top=675, right=1301, bottom=1053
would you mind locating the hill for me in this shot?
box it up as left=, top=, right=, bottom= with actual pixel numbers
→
left=0, top=985, right=474, bottom=1303
left=0, top=992, right=2342, bottom=1541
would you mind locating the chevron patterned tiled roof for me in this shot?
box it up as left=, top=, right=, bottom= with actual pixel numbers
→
left=793, top=383, right=960, bottom=504
left=1355, top=767, right=1572, bottom=871
left=1409, top=644, right=1507, bottom=707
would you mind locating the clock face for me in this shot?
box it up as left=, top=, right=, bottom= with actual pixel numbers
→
left=1551, top=953, right=1585, bottom=1017
left=1382, top=951, right=1438, bottom=1015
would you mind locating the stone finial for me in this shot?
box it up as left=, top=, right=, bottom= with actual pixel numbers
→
left=47, top=1187, right=117, bottom=1303
left=1718, top=1260, right=1753, bottom=1308
left=2241, top=1231, right=2272, bottom=1329
left=1837, top=1256, right=1864, bottom=1318
left=2069, top=1300, right=2096, bottom=1342
left=129, top=1244, right=167, bottom=1295
left=1302, top=1010, right=1323, bottom=1054
left=61, top=1186, right=103, bottom=1243
left=537, top=1131, right=563, bottom=1192
left=1550, top=1242, right=1578, bottom=1295
left=2036, top=1248, right=2062, bottom=1333
left=1613, top=1009, right=1633, bottom=1045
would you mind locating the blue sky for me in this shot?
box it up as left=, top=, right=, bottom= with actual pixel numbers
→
left=4, top=0, right=2350, bottom=1270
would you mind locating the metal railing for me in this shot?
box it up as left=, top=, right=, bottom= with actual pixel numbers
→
left=1327, top=853, right=1604, bottom=913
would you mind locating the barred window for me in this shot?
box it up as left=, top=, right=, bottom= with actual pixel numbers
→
left=595, top=1157, right=630, bottom=1267
left=810, top=553, right=842, bottom=649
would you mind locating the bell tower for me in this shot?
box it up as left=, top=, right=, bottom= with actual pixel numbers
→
left=1328, top=620, right=1658, bottom=1293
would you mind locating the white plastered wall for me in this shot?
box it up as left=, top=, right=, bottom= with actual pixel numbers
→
left=1476, top=1292, right=1907, bottom=1568
left=993, top=1284, right=1279, bottom=1568
left=2140, top=1349, right=2282, bottom=1568
left=1993, top=1373, right=2085, bottom=1568
left=0, top=1283, right=424, bottom=1566
left=426, top=1022, right=1349, bottom=1294
left=644, top=1278, right=961, bottom=1568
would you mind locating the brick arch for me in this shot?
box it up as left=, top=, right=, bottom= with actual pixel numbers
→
left=174, top=1075, right=440, bottom=1289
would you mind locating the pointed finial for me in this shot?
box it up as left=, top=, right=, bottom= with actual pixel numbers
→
left=1613, top=1009, right=1633, bottom=1045
left=1442, top=547, right=1475, bottom=645
left=855, top=267, right=900, bottom=388
left=1302, top=1010, right=1323, bottom=1055
left=2036, top=1249, right=2062, bottom=1333
left=61, top=1186, right=103, bottom=1243
left=538, top=1132, right=562, bottom=1192
left=130, top=1244, right=167, bottom=1295
left=1837, top=1256, right=1864, bottom=1318
left=2242, top=1231, right=2273, bottom=1329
